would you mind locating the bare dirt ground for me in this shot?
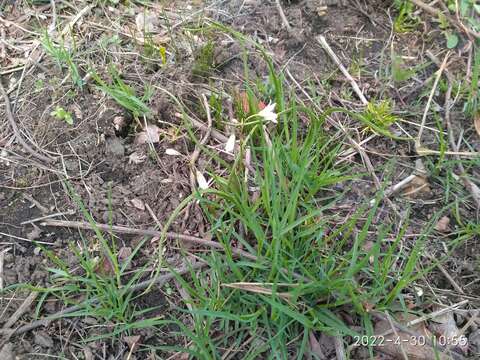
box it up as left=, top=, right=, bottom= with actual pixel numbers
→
left=1, top=0, right=480, bottom=359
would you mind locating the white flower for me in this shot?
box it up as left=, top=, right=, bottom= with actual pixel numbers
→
left=165, top=148, right=182, bottom=156
left=196, top=170, right=209, bottom=190
left=257, top=103, right=277, bottom=123
left=225, top=134, right=236, bottom=153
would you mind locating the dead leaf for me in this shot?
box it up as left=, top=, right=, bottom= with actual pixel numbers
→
left=113, top=116, right=126, bottom=132
left=165, top=148, right=182, bottom=156
left=130, top=198, right=145, bottom=211
left=309, top=332, right=327, bottom=359
left=225, top=134, right=236, bottom=153
left=135, top=13, right=159, bottom=33
left=27, top=225, right=43, bottom=241
left=95, top=256, right=115, bottom=276
left=435, top=216, right=450, bottom=233
left=429, top=306, right=468, bottom=353
left=196, top=170, right=209, bottom=190
left=307, top=332, right=337, bottom=358
left=128, top=152, right=146, bottom=164
left=375, top=313, right=450, bottom=360
left=475, top=112, right=480, bottom=137
left=402, top=174, right=431, bottom=199
left=135, top=125, right=161, bottom=144
left=123, top=335, right=141, bottom=352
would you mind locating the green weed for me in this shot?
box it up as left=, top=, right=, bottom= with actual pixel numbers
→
left=50, top=106, right=73, bottom=125
left=41, top=31, right=83, bottom=89
left=192, top=40, right=215, bottom=78
left=393, top=0, right=419, bottom=33
left=90, top=66, right=152, bottom=118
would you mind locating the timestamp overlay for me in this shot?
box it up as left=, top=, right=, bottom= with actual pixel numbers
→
left=353, top=334, right=468, bottom=348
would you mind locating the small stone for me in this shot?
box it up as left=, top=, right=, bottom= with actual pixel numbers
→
left=34, top=331, right=54, bottom=348
left=105, top=137, right=125, bottom=157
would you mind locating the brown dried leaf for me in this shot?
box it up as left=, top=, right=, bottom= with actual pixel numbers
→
left=402, top=175, right=431, bottom=199
left=130, top=198, right=145, bottom=211
left=123, top=335, right=141, bottom=352
left=135, top=125, right=161, bottom=144
left=435, top=216, right=450, bottom=233
left=375, top=313, right=450, bottom=360
left=429, top=307, right=467, bottom=353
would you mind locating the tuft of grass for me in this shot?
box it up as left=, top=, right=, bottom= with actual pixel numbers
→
left=192, top=40, right=216, bottom=78
left=393, top=0, right=419, bottom=33
left=361, top=100, right=399, bottom=134
left=90, top=65, right=152, bottom=118
left=148, top=45, right=435, bottom=356
left=11, top=185, right=166, bottom=342
left=41, top=31, right=83, bottom=89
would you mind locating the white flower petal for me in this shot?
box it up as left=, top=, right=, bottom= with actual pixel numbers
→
left=196, top=170, right=209, bottom=190
left=225, top=134, right=236, bottom=153
left=165, top=148, right=182, bottom=156
left=258, top=103, right=278, bottom=123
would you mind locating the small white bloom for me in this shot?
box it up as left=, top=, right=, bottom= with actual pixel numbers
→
left=257, top=103, right=277, bottom=123
left=165, top=148, right=182, bottom=156
left=196, top=170, right=209, bottom=190
left=225, top=134, right=236, bottom=153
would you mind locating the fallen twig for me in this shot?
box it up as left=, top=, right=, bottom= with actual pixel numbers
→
left=410, top=0, right=480, bottom=40
left=41, top=219, right=257, bottom=260
left=275, top=0, right=293, bottom=34
left=427, top=51, right=480, bottom=208
left=316, top=35, right=368, bottom=105
left=0, top=78, right=55, bottom=163
left=2, top=292, right=38, bottom=330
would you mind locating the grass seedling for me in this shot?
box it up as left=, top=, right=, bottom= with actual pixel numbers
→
left=41, top=31, right=83, bottom=89
left=91, top=65, right=152, bottom=118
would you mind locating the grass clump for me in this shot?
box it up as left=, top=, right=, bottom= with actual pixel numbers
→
left=192, top=40, right=216, bottom=78
left=15, top=188, right=166, bottom=342
left=41, top=31, right=83, bottom=89
left=91, top=65, right=152, bottom=118
left=152, top=60, right=432, bottom=357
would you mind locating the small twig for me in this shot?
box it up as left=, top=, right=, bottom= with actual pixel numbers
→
left=410, top=0, right=480, bottom=40
left=145, top=203, right=163, bottom=231
left=416, top=52, right=449, bottom=152
left=316, top=35, right=368, bottom=105
left=41, top=219, right=257, bottom=261
left=2, top=292, right=38, bottom=330
left=333, top=336, right=346, bottom=360
left=20, top=209, right=76, bottom=225
left=384, top=311, right=409, bottom=360
left=275, top=0, right=293, bottom=33
left=0, top=79, right=55, bottom=163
